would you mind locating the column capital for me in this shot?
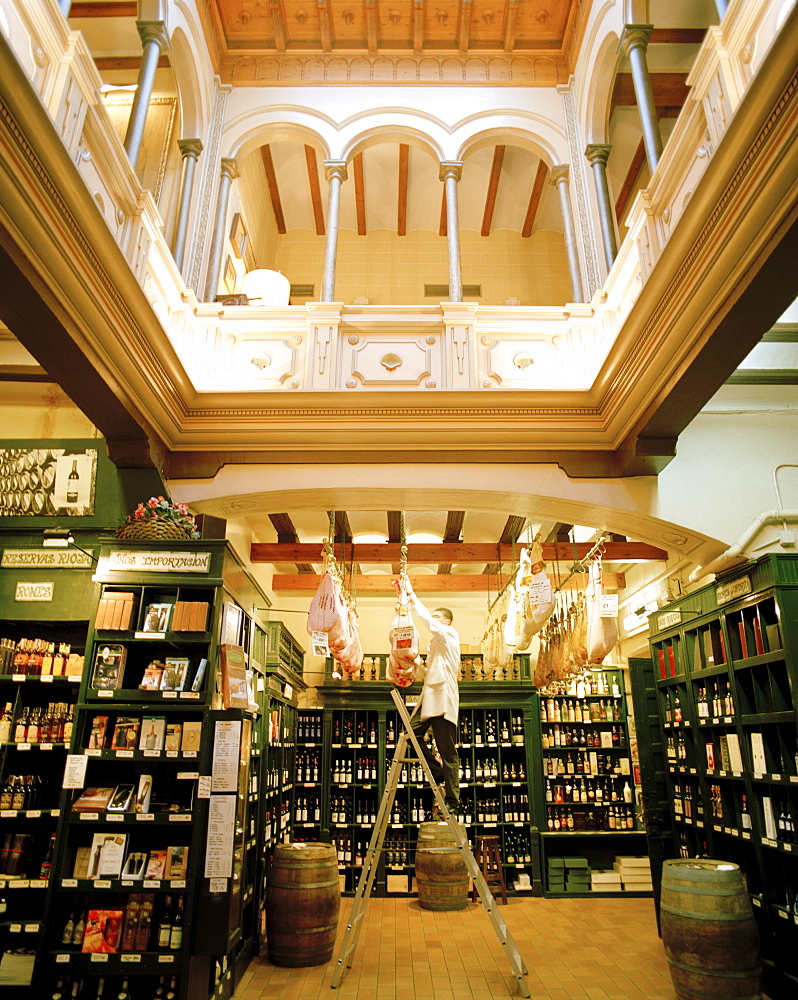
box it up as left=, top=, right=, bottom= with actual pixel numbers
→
left=177, top=138, right=203, bottom=160
left=549, top=164, right=570, bottom=186
left=324, top=160, right=348, bottom=183
left=585, top=144, right=611, bottom=167
left=220, top=158, right=239, bottom=182
left=619, top=24, right=653, bottom=57
left=439, top=161, right=463, bottom=182
left=136, top=20, right=171, bottom=52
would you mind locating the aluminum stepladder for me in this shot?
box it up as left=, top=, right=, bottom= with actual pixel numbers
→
left=331, top=688, right=530, bottom=997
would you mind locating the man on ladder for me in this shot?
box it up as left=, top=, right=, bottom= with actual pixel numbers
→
left=394, top=575, right=461, bottom=820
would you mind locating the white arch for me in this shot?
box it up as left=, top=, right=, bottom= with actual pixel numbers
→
left=222, top=108, right=335, bottom=163
left=575, top=1, right=626, bottom=143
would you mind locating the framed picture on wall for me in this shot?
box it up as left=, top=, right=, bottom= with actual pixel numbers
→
left=229, top=212, right=248, bottom=258
left=224, top=255, right=237, bottom=294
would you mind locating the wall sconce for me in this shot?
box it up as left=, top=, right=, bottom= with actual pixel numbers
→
left=42, top=528, right=98, bottom=563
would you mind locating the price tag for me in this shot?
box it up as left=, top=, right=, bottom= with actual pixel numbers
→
left=41, top=675, right=54, bottom=684
left=183, top=751, right=197, bottom=759
left=599, top=594, right=619, bottom=618
left=484, top=782, right=496, bottom=788
left=143, top=750, right=160, bottom=758
left=0, top=810, right=16, bottom=818
left=136, top=631, right=165, bottom=640
left=11, top=674, right=25, bottom=682
left=713, top=825, right=722, bottom=832
left=732, top=771, right=742, bottom=778
left=209, top=878, right=228, bottom=893
left=121, top=954, right=141, bottom=963
left=30, top=879, right=46, bottom=889
left=86, top=749, right=101, bottom=757
left=177, top=772, right=199, bottom=780
left=723, top=717, right=732, bottom=724
left=116, top=750, right=134, bottom=759
left=9, top=924, right=21, bottom=933
left=754, top=773, right=764, bottom=780
left=752, top=897, right=762, bottom=907
left=143, top=879, right=160, bottom=889
left=166, top=751, right=178, bottom=758
left=180, top=691, right=200, bottom=700
left=778, top=909, right=789, bottom=920
left=106, top=814, right=124, bottom=823
left=689, top=768, right=697, bottom=775
left=169, top=814, right=192, bottom=822
left=790, top=775, right=798, bottom=783
left=94, top=880, right=111, bottom=889
left=67, top=675, right=81, bottom=683
left=742, top=831, right=752, bottom=840
left=136, top=813, right=154, bottom=822
left=121, top=881, right=134, bottom=887
left=91, top=954, right=109, bottom=963
left=24, top=923, right=39, bottom=933
left=62, top=878, right=78, bottom=888
left=785, top=843, right=793, bottom=852
left=772, top=774, right=782, bottom=781
left=97, top=690, right=113, bottom=698
left=158, top=955, right=175, bottom=964
left=162, top=691, right=178, bottom=700
left=56, top=954, right=70, bottom=963
left=81, top=813, right=100, bottom=821
left=17, top=744, right=31, bottom=751
left=170, top=880, right=186, bottom=889
left=27, top=809, right=42, bottom=818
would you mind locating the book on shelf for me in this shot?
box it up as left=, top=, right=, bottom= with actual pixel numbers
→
left=72, top=846, right=92, bottom=879
left=144, top=849, right=167, bottom=879
left=737, top=620, right=749, bottom=659
left=166, top=845, right=189, bottom=879
left=750, top=732, right=767, bottom=773
left=87, top=833, right=128, bottom=878
left=752, top=617, right=765, bottom=655
left=726, top=733, right=744, bottom=772
left=139, top=716, right=167, bottom=751
left=72, top=786, right=116, bottom=812
left=220, top=644, right=249, bottom=709
left=191, top=657, right=208, bottom=692
left=172, top=600, right=210, bottom=632
left=765, top=623, right=782, bottom=652
left=762, top=796, right=778, bottom=840
left=95, top=592, right=137, bottom=631
left=91, top=645, right=126, bottom=690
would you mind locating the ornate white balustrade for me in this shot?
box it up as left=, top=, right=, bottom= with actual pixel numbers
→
left=0, top=0, right=790, bottom=395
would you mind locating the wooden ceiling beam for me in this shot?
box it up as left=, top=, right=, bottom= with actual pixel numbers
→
left=438, top=509, right=465, bottom=574
left=260, top=145, right=287, bottom=235
left=481, top=145, right=505, bottom=238
left=317, top=0, right=333, bottom=53
left=615, top=139, right=646, bottom=222
left=304, top=145, right=326, bottom=237
left=611, top=72, right=689, bottom=113
left=503, top=0, right=519, bottom=53
left=458, top=0, right=473, bottom=53
left=387, top=510, right=402, bottom=574
left=413, top=0, right=425, bottom=55
left=398, top=144, right=409, bottom=237
left=273, top=571, right=628, bottom=592
left=69, top=2, right=137, bottom=16
left=522, top=160, right=548, bottom=238
left=270, top=0, right=287, bottom=52
left=365, top=0, right=378, bottom=54
left=268, top=513, right=314, bottom=574
left=649, top=28, right=707, bottom=44
left=353, top=152, right=366, bottom=236
left=252, top=541, right=668, bottom=563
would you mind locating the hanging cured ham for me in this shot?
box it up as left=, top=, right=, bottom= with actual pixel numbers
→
left=307, top=569, right=363, bottom=675
left=387, top=579, right=419, bottom=687
left=516, top=540, right=555, bottom=650
left=586, top=559, right=617, bottom=664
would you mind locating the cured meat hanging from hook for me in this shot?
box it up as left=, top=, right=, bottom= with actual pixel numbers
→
left=516, top=538, right=555, bottom=650
left=586, top=559, right=617, bottom=664
left=307, top=567, right=363, bottom=675
left=387, top=576, right=420, bottom=688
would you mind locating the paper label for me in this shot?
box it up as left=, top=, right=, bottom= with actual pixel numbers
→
left=56, top=954, right=70, bottom=963
left=312, top=630, right=330, bottom=655
left=121, top=954, right=141, bottom=962
left=91, top=954, right=109, bottom=963
left=162, top=691, right=177, bottom=699
left=198, top=776, right=212, bottom=799
left=106, top=814, right=124, bottom=823
left=62, top=878, right=78, bottom=888
left=136, top=813, right=154, bottom=821
left=209, top=878, right=228, bottom=893
left=97, top=690, right=114, bottom=698
left=599, top=594, right=619, bottom=618
left=80, top=812, right=99, bottom=821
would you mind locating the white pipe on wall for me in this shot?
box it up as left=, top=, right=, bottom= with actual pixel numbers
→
left=688, top=510, right=798, bottom=582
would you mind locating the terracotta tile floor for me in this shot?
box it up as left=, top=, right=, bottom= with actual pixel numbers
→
left=233, top=896, right=678, bottom=1000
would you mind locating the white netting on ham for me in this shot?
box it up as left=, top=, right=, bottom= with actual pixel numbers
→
left=307, top=569, right=363, bottom=675
left=307, top=571, right=344, bottom=633
left=514, top=541, right=555, bottom=650
left=586, top=559, right=617, bottom=664
left=387, top=580, right=419, bottom=688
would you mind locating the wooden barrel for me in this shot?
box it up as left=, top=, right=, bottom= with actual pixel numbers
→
left=415, top=821, right=469, bottom=911
left=660, top=859, right=762, bottom=1000
left=266, top=842, right=340, bottom=967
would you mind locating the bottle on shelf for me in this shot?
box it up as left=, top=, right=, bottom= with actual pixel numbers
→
left=157, top=896, right=173, bottom=949
left=169, top=895, right=184, bottom=950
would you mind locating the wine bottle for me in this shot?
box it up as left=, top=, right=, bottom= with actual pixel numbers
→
left=72, top=908, right=86, bottom=947
left=116, top=979, right=131, bottom=1000
left=61, top=912, right=75, bottom=945
left=165, top=976, right=178, bottom=1000
left=66, top=460, right=79, bottom=504
left=157, top=896, right=173, bottom=949
left=50, top=978, right=66, bottom=1000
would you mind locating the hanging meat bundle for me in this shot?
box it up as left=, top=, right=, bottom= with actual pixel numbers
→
left=387, top=578, right=420, bottom=687
left=515, top=539, right=555, bottom=651
left=586, top=559, right=617, bottom=664
left=307, top=569, right=363, bottom=675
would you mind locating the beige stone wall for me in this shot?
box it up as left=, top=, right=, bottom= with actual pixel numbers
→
left=274, top=228, right=572, bottom=305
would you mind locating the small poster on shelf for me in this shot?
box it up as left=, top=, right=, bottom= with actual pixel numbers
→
left=141, top=603, right=172, bottom=633
left=91, top=645, right=126, bottom=690
left=161, top=657, right=189, bottom=691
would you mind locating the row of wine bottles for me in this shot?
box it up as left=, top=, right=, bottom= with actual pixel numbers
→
left=49, top=975, right=179, bottom=1000
left=0, top=635, right=82, bottom=675
left=0, top=701, right=75, bottom=744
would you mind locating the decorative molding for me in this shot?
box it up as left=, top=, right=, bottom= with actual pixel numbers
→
left=187, top=80, right=229, bottom=294
left=560, top=82, right=599, bottom=297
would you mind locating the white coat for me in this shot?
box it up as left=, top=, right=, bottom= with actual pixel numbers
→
left=412, top=599, right=460, bottom=726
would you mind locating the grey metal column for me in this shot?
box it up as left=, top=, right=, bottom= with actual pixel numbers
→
left=172, top=138, right=203, bottom=274
left=440, top=161, right=463, bottom=302
left=204, top=158, right=238, bottom=302
left=619, top=24, right=663, bottom=175
left=321, top=161, right=348, bottom=302
left=550, top=165, right=584, bottom=303
left=585, top=144, right=618, bottom=269
left=123, top=21, right=170, bottom=171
